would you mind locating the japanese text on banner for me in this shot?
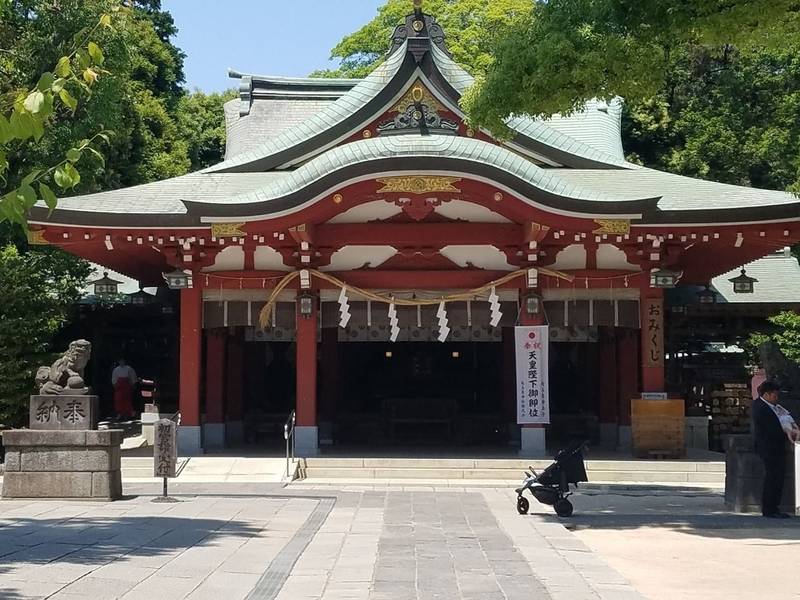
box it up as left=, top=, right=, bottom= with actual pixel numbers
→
left=515, top=326, right=550, bottom=424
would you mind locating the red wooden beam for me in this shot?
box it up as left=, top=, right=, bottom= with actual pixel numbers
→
left=315, top=222, right=523, bottom=247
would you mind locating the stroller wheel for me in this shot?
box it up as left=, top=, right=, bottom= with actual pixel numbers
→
left=554, top=498, right=573, bottom=518
left=516, top=495, right=530, bottom=515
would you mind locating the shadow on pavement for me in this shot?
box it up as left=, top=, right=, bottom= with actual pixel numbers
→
left=0, top=513, right=262, bottom=599
left=535, top=489, right=800, bottom=542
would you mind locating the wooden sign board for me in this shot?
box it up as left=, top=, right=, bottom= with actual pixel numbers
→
left=153, top=419, right=177, bottom=478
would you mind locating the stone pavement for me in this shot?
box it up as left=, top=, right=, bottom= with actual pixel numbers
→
left=567, top=488, right=800, bottom=600
left=0, top=481, right=642, bottom=600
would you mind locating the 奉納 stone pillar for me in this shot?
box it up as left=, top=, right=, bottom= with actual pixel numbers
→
left=226, top=331, right=245, bottom=445
left=204, top=329, right=226, bottom=449
left=295, top=292, right=319, bottom=456
left=179, top=283, right=203, bottom=455
left=518, top=303, right=547, bottom=458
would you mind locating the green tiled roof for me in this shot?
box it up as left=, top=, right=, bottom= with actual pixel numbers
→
left=205, top=43, right=409, bottom=173
left=197, top=135, right=635, bottom=208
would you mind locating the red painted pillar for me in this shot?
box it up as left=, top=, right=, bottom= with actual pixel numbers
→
left=205, top=330, right=226, bottom=425
left=295, top=294, right=318, bottom=427
left=179, top=281, right=203, bottom=454
left=640, top=287, right=665, bottom=392
left=179, top=284, right=202, bottom=428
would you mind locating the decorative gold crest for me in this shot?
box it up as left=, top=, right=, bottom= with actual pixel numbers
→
left=27, top=229, right=48, bottom=245
left=391, top=83, right=445, bottom=113
left=333, top=193, right=344, bottom=204
left=211, top=223, right=246, bottom=238
left=376, top=176, right=462, bottom=195
left=593, top=219, right=631, bottom=235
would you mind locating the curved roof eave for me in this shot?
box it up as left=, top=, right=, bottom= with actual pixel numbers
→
left=185, top=134, right=658, bottom=220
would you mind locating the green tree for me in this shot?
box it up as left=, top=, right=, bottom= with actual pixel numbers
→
left=176, top=89, right=237, bottom=171
left=464, top=0, right=799, bottom=133
left=0, top=0, right=191, bottom=222
left=312, top=0, right=530, bottom=79
left=622, top=43, right=800, bottom=191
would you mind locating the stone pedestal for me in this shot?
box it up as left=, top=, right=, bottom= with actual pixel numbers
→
left=724, top=435, right=795, bottom=513
left=685, top=416, right=710, bottom=450
left=518, top=426, right=546, bottom=458
left=141, top=410, right=166, bottom=445
left=295, top=426, right=319, bottom=457
left=1, top=430, right=123, bottom=500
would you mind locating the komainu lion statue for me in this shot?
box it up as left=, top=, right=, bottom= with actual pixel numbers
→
left=35, top=340, right=92, bottom=396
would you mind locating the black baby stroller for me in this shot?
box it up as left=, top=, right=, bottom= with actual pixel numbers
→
left=515, top=440, right=589, bottom=517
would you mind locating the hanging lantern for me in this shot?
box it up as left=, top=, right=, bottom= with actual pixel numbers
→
left=696, top=286, right=717, bottom=304
left=525, top=293, right=541, bottom=315
left=89, top=271, right=122, bottom=296
left=162, top=268, right=191, bottom=290
left=729, top=269, right=758, bottom=294
left=128, top=288, right=154, bottom=306
left=298, top=292, right=315, bottom=318
left=650, top=268, right=682, bottom=289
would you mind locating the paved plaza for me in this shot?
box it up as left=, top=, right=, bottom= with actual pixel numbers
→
left=0, top=479, right=799, bottom=599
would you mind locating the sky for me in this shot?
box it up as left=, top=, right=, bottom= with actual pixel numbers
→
left=161, top=0, right=385, bottom=93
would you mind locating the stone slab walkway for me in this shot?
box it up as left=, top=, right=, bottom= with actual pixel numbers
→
left=0, top=482, right=641, bottom=600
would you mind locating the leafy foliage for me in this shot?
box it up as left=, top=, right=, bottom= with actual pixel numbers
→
left=464, top=0, right=800, bottom=134
left=176, top=89, right=237, bottom=171
left=311, top=0, right=530, bottom=79
left=0, top=230, right=91, bottom=426
left=748, top=312, right=800, bottom=367
left=0, top=1, right=123, bottom=224
left=623, top=43, right=800, bottom=191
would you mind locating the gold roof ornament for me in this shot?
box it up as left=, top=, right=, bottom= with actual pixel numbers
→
left=377, top=176, right=461, bottom=195
left=592, top=219, right=631, bottom=235
left=26, top=229, right=48, bottom=245
left=391, top=83, right=445, bottom=113
left=211, top=222, right=246, bottom=238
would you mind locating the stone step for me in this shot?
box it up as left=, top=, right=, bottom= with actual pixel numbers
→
left=296, top=465, right=724, bottom=484
left=301, top=457, right=725, bottom=473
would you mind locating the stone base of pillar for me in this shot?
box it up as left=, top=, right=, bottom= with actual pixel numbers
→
left=617, top=425, right=632, bottom=452
left=226, top=421, right=244, bottom=446
left=518, top=427, right=546, bottom=458
left=178, top=425, right=203, bottom=456
left=203, top=423, right=226, bottom=449
left=295, top=426, right=319, bottom=457
left=599, top=423, right=618, bottom=449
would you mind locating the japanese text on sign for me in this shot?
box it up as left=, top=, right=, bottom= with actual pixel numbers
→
left=644, top=299, right=664, bottom=368
left=154, top=419, right=178, bottom=478
left=515, top=326, right=550, bottom=424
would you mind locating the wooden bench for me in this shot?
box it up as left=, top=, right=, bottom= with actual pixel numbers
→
left=383, top=397, right=457, bottom=441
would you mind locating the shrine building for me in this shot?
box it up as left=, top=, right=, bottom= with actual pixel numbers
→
left=28, top=5, right=800, bottom=456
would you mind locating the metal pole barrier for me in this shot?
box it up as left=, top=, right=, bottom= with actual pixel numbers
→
left=285, top=423, right=290, bottom=478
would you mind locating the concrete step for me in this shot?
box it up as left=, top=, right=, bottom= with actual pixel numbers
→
left=298, top=458, right=726, bottom=485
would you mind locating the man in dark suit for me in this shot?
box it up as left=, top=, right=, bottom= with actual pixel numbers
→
left=752, top=381, right=791, bottom=518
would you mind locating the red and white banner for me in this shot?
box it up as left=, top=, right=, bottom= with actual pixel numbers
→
left=515, top=326, right=550, bottom=424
